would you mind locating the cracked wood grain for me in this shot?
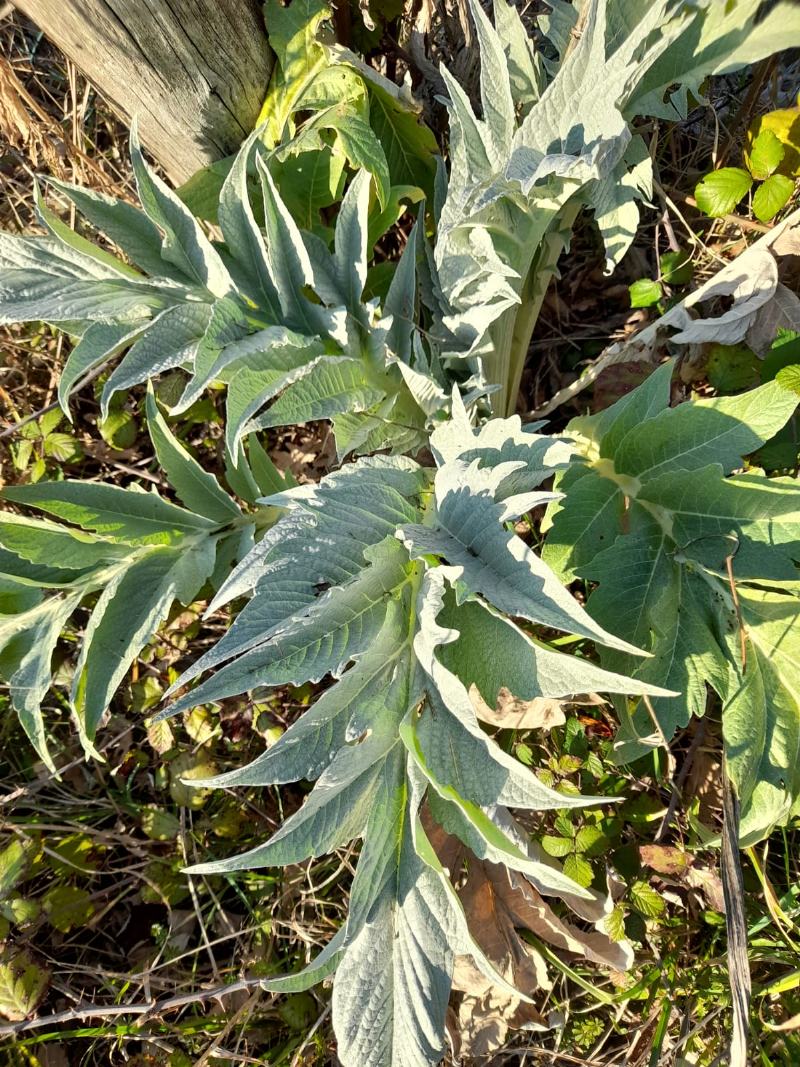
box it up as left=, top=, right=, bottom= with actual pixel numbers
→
left=13, top=0, right=273, bottom=184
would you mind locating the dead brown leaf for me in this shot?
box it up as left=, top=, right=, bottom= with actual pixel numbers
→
left=468, top=684, right=567, bottom=731
left=450, top=856, right=632, bottom=1057
left=0, top=55, right=68, bottom=177
left=639, top=844, right=694, bottom=877
left=686, top=865, right=725, bottom=914
left=451, top=861, right=550, bottom=1058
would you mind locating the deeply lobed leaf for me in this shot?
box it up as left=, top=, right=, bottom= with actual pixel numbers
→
left=162, top=399, right=672, bottom=1066
left=542, top=362, right=800, bottom=842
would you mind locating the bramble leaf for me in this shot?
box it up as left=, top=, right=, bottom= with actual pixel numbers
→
left=752, top=173, right=794, bottom=223
left=695, top=167, right=753, bottom=218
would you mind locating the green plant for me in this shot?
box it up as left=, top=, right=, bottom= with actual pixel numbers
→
left=0, top=388, right=270, bottom=769
left=695, top=105, right=799, bottom=224
left=542, top=361, right=800, bottom=843
left=628, top=249, right=694, bottom=311
left=1, top=0, right=800, bottom=1064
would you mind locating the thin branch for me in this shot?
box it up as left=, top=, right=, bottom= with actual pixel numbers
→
left=0, top=975, right=271, bottom=1038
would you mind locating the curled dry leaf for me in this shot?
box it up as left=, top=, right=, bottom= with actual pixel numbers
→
left=686, top=866, right=726, bottom=914
left=639, top=843, right=725, bottom=913
left=446, top=841, right=633, bottom=1058
left=468, top=683, right=567, bottom=730
left=451, top=861, right=549, bottom=1059
left=534, top=207, right=800, bottom=417
left=668, top=250, right=800, bottom=355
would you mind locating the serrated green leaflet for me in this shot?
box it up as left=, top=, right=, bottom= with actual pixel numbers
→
left=543, top=361, right=800, bottom=841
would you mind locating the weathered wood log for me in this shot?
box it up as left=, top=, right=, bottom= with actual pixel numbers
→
left=12, top=0, right=273, bottom=184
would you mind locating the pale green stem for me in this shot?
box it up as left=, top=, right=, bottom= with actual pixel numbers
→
left=485, top=199, right=583, bottom=417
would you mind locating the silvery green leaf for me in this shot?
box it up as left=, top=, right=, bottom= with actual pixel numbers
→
left=260, top=927, right=347, bottom=994
left=100, top=302, right=214, bottom=418
left=0, top=513, right=130, bottom=570
left=180, top=466, right=424, bottom=685
left=73, top=538, right=217, bottom=745
left=436, top=596, right=674, bottom=705
left=383, top=218, right=419, bottom=364
left=59, top=321, right=147, bottom=418
left=430, top=387, right=573, bottom=495
left=188, top=733, right=393, bottom=873
left=408, top=569, right=606, bottom=812
left=162, top=539, right=412, bottom=717
left=44, top=175, right=190, bottom=282
left=423, top=790, right=586, bottom=898
left=33, top=181, right=143, bottom=280
left=165, top=400, right=670, bottom=1065
left=438, top=65, right=495, bottom=180
left=393, top=361, right=448, bottom=418
left=333, top=771, right=519, bottom=1067
left=217, top=128, right=283, bottom=320
left=331, top=396, right=429, bottom=461
left=334, top=169, right=371, bottom=318
left=172, top=305, right=291, bottom=415
left=625, top=0, right=800, bottom=121
left=4, top=592, right=82, bottom=773
left=589, top=135, right=653, bottom=273
left=467, top=0, right=515, bottom=161
left=129, top=122, right=233, bottom=298
left=0, top=230, right=131, bottom=281
left=302, top=229, right=346, bottom=306
left=223, top=344, right=329, bottom=457
left=3, top=482, right=217, bottom=545
left=538, top=0, right=578, bottom=56
left=492, top=0, right=543, bottom=111
left=250, top=357, right=386, bottom=431
left=145, top=387, right=241, bottom=523
left=246, top=433, right=297, bottom=495
left=0, top=549, right=93, bottom=589
left=256, top=153, right=333, bottom=335
left=194, top=621, right=405, bottom=790
left=223, top=445, right=263, bottom=506
left=0, top=232, right=180, bottom=324
left=399, top=455, right=645, bottom=655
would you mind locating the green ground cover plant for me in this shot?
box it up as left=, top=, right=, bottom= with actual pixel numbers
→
left=1, top=0, right=800, bottom=1063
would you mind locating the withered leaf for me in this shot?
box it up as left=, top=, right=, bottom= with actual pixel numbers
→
left=468, top=684, right=567, bottom=730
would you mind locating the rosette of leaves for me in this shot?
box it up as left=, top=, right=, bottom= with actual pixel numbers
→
left=542, top=362, right=800, bottom=843
left=429, top=0, right=800, bottom=415
left=0, top=125, right=436, bottom=460
left=0, top=390, right=271, bottom=769
left=160, top=397, right=671, bottom=1066
left=0, top=0, right=442, bottom=465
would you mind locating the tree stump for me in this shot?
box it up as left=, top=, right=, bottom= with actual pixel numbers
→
left=12, top=0, right=273, bottom=184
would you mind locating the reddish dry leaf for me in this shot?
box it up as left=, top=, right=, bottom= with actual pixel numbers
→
left=451, top=856, right=632, bottom=1057
left=639, top=844, right=694, bottom=877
